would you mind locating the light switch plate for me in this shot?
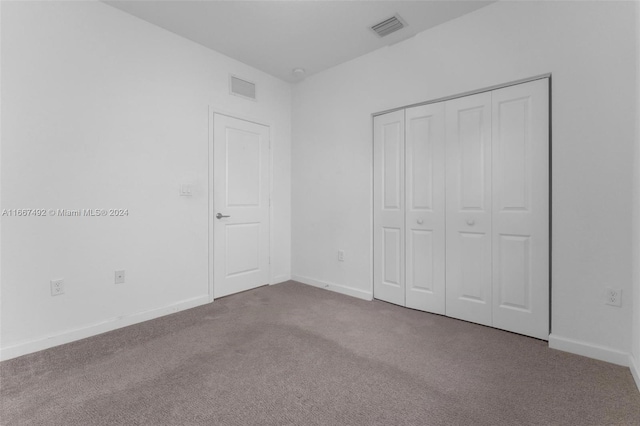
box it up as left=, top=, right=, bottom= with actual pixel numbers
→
left=179, top=184, right=193, bottom=196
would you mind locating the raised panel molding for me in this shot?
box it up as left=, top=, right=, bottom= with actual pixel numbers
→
left=496, top=96, right=531, bottom=212
left=383, top=227, right=402, bottom=287
left=409, top=115, right=433, bottom=211
left=458, top=108, right=486, bottom=211
left=459, top=232, right=489, bottom=302
left=226, top=128, right=262, bottom=207
left=409, top=229, right=434, bottom=292
left=383, top=122, right=402, bottom=210
left=226, top=223, right=261, bottom=277
left=497, top=234, right=531, bottom=312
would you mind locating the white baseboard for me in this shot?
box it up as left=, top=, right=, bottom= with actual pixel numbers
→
left=271, top=274, right=291, bottom=285
left=291, top=275, right=373, bottom=301
left=630, top=354, right=640, bottom=393
left=0, top=295, right=211, bottom=362
left=549, top=334, right=629, bottom=366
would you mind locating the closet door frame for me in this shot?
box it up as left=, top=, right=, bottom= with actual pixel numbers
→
left=371, top=73, right=551, bottom=338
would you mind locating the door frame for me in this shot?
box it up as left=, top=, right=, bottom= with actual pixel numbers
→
left=370, top=73, right=552, bottom=334
left=208, top=106, right=274, bottom=302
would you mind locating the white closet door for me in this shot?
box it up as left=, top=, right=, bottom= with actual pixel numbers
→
left=491, top=79, right=549, bottom=340
left=405, top=103, right=446, bottom=314
left=373, top=110, right=405, bottom=306
left=445, top=92, right=493, bottom=326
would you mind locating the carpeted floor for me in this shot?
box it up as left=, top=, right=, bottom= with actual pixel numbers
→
left=1, top=281, right=639, bottom=426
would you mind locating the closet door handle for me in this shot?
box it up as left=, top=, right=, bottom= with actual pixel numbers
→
left=466, top=219, right=475, bottom=226
left=417, top=219, right=424, bottom=225
left=216, top=213, right=230, bottom=219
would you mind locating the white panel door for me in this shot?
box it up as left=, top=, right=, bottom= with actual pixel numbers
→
left=405, top=103, right=446, bottom=314
left=445, top=92, right=493, bottom=326
left=373, top=110, right=405, bottom=306
left=491, top=79, right=549, bottom=340
left=213, top=114, right=270, bottom=298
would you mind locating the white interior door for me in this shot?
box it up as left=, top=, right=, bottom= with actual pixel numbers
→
left=405, top=103, right=446, bottom=314
left=373, top=110, right=405, bottom=306
left=213, top=113, right=270, bottom=298
left=491, top=79, right=549, bottom=340
left=445, top=92, right=493, bottom=326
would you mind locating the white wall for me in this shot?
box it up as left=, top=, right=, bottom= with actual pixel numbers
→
left=632, top=0, right=640, bottom=389
left=292, top=1, right=637, bottom=362
left=0, top=0, right=291, bottom=359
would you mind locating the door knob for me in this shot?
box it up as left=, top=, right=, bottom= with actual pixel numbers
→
left=216, top=213, right=230, bottom=219
left=466, top=219, right=475, bottom=226
left=417, top=219, right=424, bottom=225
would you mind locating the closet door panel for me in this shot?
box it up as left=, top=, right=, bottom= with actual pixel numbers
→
left=405, top=103, right=446, bottom=314
left=492, top=79, right=549, bottom=340
left=445, top=92, right=493, bottom=326
left=374, top=110, right=405, bottom=306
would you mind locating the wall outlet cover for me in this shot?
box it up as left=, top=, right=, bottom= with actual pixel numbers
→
left=50, top=279, right=64, bottom=296
left=605, top=287, right=622, bottom=307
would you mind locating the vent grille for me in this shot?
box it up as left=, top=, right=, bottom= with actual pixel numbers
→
left=371, top=14, right=406, bottom=38
left=230, top=75, right=256, bottom=100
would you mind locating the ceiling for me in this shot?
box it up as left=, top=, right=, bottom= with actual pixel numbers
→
left=104, top=1, right=494, bottom=83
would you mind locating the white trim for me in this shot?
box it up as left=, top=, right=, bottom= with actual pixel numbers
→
left=630, top=354, right=640, bottom=393
left=271, top=274, right=291, bottom=285
left=548, top=334, right=629, bottom=366
left=208, top=106, right=215, bottom=302
left=0, top=295, right=210, bottom=361
left=372, top=73, right=551, bottom=117
left=292, top=275, right=373, bottom=301
left=208, top=106, right=275, bottom=301
left=268, top=125, right=275, bottom=286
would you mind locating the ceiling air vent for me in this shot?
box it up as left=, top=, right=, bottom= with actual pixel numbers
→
left=230, top=75, right=256, bottom=101
left=370, top=14, right=407, bottom=38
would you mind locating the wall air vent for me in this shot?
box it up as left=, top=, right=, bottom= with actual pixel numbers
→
left=370, top=14, right=407, bottom=38
left=230, top=75, right=256, bottom=101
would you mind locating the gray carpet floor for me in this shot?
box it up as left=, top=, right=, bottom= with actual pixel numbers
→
left=1, top=281, right=639, bottom=425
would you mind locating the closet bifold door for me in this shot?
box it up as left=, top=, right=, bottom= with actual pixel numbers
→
left=445, top=92, right=493, bottom=327
left=491, top=79, right=549, bottom=340
left=405, top=103, right=446, bottom=314
left=373, top=110, right=405, bottom=306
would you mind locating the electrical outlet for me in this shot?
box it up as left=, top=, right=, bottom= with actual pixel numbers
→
left=338, top=250, right=345, bottom=262
left=115, top=270, right=125, bottom=284
left=50, top=279, right=64, bottom=296
left=605, top=288, right=622, bottom=307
